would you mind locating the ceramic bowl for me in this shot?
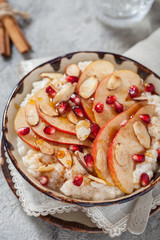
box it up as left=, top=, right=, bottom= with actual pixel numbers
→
left=2, top=51, right=160, bottom=207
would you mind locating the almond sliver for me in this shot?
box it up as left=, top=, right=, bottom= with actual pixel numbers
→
left=65, top=64, right=80, bottom=77
left=53, top=82, right=76, bottom=104
left=133, top=121, right=151, bottom=149
left=79, top=76, right=98, bottom=98
left=107, top=75, right=121, bottom=90
left=115, top=143, right=129, bottom=166
left=56, top=148, right=72, bottom=168
left=26, top=103, right=39, bottom=126
left=39, top=101, right=58, bottom=117
left=40, top=73, right=63, bottom=79
left=36, top=139, right=55, bottom=155
left=85, top=174, right=107, bottom=185
left=76, top=120, right=91, bottom=141
left=66, top=111, right=79, bottom=124
left=38, top=164, right=55, bottom=172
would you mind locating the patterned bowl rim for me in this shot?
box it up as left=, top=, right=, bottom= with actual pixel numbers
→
left=2, top=51, right=160, bottom=207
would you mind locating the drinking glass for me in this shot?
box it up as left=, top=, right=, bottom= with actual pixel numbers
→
left=90, top=0, right=155, bottom=27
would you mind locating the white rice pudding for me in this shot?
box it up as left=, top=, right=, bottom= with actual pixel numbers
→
left=133, top=94, right=160, bottom=189
left=17, top=61, right=159, bottom=200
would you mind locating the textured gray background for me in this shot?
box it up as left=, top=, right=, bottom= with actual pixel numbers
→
left=0, top=0, right=160, bottom=239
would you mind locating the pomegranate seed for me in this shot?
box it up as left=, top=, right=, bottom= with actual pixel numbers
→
left=128, top=85, right=139, bottom=98
left=70, top=94, right=81, bottom=105
left=66, top=76, right=78, bottom=84
left=90, top=123, right=100, bottom=137
left=84, top=154, right=94, bottom=168
left=120, top=119, right=128, bottom=127
left=18, top=127, right=30, bottom=136
left=132, top=154, right=145, bottom=163
left=157, top=148, right=160, bottom=161
left=114, top=101, right=123, bottom=113
left=46, top=86, right=57, bottom=97
left=73, top=175, right=83, bottom=186
left=140, top=173, right=149, bottom=187
left=69, top=145, right=82, bottom=152
left=106, top=95, right=116, bottom=104
left=43, top=125, right=56, bottom=135
left=95, top=102, right=104, bottom=113
left=145, top=83, right=155, bottom=94
left=140, top=114, right=151, bottom=124
left=40, top=176, right=48, bottom=186
left=57, top=101, right=70, bottom=114
left=72, top=106, right=84, bottom=118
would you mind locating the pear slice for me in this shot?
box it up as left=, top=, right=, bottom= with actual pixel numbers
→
left=14, top=107, right=40, bottom=150
left=36, top=88, right=58, bottom=117
left=81, top=98, right=95, bottom=122
left=93, top=70, right=142, bottom=127
left=92, top=102, right=146, bottom=186
left=107, top=104, right=156, bottom=194
left=31, top=120, right=92, bottom=147
left=77, top=60, right=114, bottom=90
left=35, top=88, right=77, bottom=135
left=15, top=108, right=71, bottom=152
left=77, top=60, right=114, bottom=123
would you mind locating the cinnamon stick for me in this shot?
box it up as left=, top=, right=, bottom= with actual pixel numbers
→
left=4, top=29, right=10, bottom=56
left=0, top=0, right=31, bottom=54
left=0, top=21, right=6, bottom=55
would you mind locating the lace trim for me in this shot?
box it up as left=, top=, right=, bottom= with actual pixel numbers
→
left=4, top=148, right=160, bottom=237
left=82, top=207, right=128, bottom=237
left=5, top=150, right=79, bottom=217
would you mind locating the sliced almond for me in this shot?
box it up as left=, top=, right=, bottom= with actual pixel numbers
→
left=85, top=174, right=107, bottom=185
left=107, top=75, right=121, bottom=90
left=133, top=121, right=151, bottom=149
left=76, top=120, right=91, bottom=141
left=38, top=164, right=55, bottom=172
left=66, top=111, right=79, bottom=124
left=40, top=72, right=63, bottom=79
left=115, top=143, right=129, bottom=167
left=133, top=96, right=148, bottom=101
left=36, top=139, right=55, bottom=155
left=39, top=101, right=58, bottom=117
left=79, top=76, right=98, bottom=99
left=65, top=64, right=80, bottom=77
left=56, top=148, right=72, bottom=168
left=26, top=103, right=39, bottom=126
left=53, top=82, right=76, bottom=104
left=75, top=151, right=93, bottom=173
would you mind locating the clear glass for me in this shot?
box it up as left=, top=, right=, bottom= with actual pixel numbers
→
left=90, top=0, right=155, bottom=28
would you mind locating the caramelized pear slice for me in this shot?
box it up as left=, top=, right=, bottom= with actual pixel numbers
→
left=107, top=104, right=156, bottom=194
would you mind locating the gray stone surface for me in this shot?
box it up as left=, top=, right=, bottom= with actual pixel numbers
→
left=0, top=0, right=160, bottom=239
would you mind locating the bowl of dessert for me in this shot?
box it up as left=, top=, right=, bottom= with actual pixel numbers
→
left=2, top=51, right=160, bottom=206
